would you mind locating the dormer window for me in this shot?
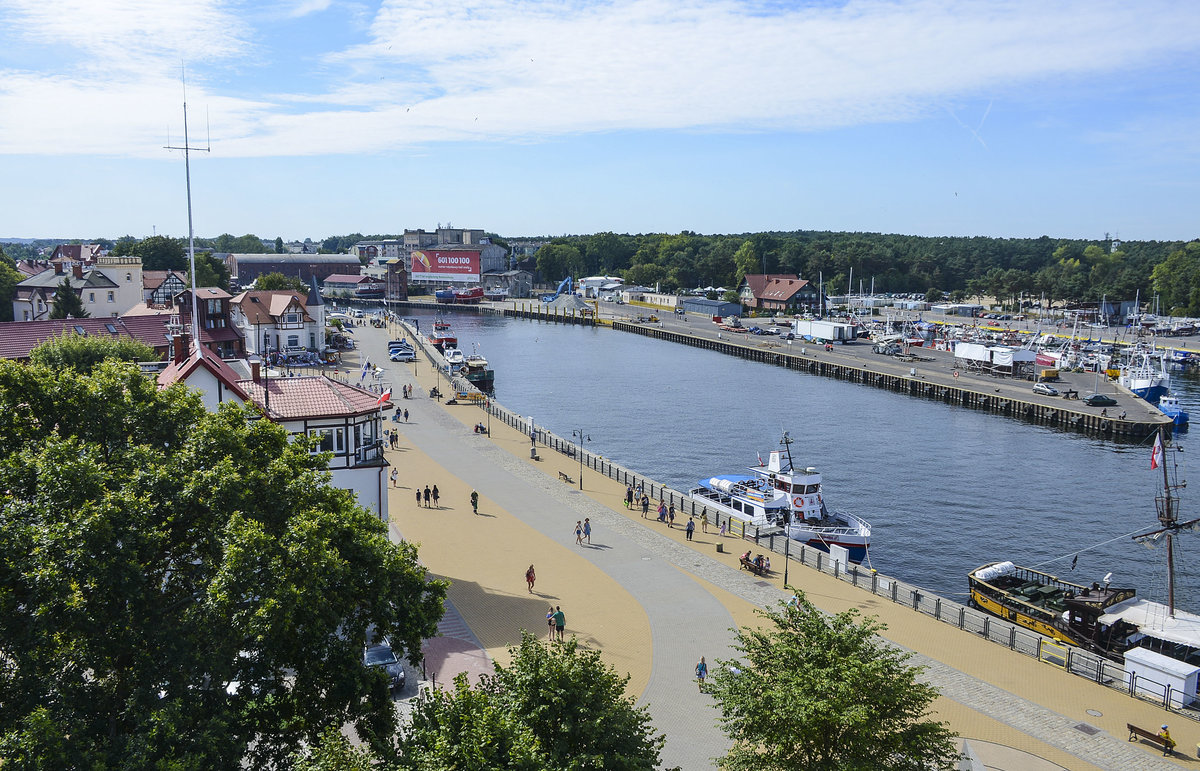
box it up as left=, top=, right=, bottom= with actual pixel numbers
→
left=284, top=312, right=300, bottom=324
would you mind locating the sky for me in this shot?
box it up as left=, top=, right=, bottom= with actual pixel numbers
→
left=1, top=0, right=1199, bottom=243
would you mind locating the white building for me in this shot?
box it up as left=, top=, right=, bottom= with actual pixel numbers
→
left=12, top=255, right=144, bottom=321
left=231, top=279, right=327, bottom=355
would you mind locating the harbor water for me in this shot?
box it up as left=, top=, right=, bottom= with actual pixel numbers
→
left=398, top=308, right=1199, bottom=613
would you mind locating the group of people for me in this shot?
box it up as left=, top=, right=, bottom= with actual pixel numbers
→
left=400, top=384, right=414, bottom=399
left=740, top=550, right=770, bottom=572
left=573, top=518, right=592, bottom=545
left=417, top=484, right=440, bottom=508
left=472, top=422, right=488, bottom=434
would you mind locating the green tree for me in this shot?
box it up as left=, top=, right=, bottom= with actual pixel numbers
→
left=255, top=271, right=309, bottom=293
left=192, top=252, right=231, bottom=290
left=732, top=240, right=760, bottom=287
left=535, top=243, right=584, bottom=283
left=1150, top=243, right=1200, bottom=316
left=722, top=289, right=742, bottom=305
left=397, top=633, right=670, bottom=771
left=127, top=235, right=187, bottom=271
left=0, top=246, right=22, bottom=322
left=0, top=355, right=446, bottom=768
left=707, top=593, right=958, bottom=771
left=925, top=288, right=944, bottom=303
left=29, top=333, right=157, bottom=372
left=275, top=236, right=285, bottom=254
left=48, top=277, right=88, bottom=318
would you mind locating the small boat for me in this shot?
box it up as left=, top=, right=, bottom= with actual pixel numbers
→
left=426, top=332, right=457, bottom=353
left=484, top=287, right=509, bottom=301
left=443, top=346, right=465, bottom=372
left=434, top=288, right=456, bottom=304
left=433, top=316, right=451, bottom=331
left=463, top=346, right=495, bottom=393
left=453, top=287, right=485, bottom=304
left=687, top=433, right=871, bottom=563
left=1118, top=338, right=1169, bottom=404
left=1158, top=392, right=1190, bottom=428
left=969, top=429, right=1200, bottom=673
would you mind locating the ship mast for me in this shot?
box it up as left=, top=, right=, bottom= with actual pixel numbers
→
left=1135, top=426, right=1197, bottom=617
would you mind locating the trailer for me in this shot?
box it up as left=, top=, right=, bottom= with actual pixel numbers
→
left=792, top=319, right=857, bottom=343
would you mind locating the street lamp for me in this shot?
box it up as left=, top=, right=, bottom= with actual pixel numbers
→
left=571, top=429, right=590, bottom=490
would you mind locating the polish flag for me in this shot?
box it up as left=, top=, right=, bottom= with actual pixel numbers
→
left=1151, top=434, right=1163, bottom=470
left=375, top=387, right=392, bottom=407
left=757, top=451, right=764, bottom=466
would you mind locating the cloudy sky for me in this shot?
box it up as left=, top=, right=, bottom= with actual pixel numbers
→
left=1, top=0, right=1198, bottom=242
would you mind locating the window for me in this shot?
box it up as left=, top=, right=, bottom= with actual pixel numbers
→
left=309, top=428, right=345, bottom=454
left=126, top=272, right=132, bottom=282
left=206, top=299, right=221, bottom=314
left=286, top=335, right=300, bottom=348
left=89, top=292, right=95, bottom=302
left=309, top=333, right=316, bottom=349
left=284, top=312, right=300, bottom=324
left=107, top=291, right=114, bottom=303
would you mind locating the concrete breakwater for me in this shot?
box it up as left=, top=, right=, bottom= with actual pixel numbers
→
left=613, top=321, right=1170, bottom=441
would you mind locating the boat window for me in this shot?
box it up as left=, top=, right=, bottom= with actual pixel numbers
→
left=805, top=484, right=820, bottom=494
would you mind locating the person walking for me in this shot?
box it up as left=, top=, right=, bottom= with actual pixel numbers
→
left=546, top=605, right=555, bottom=639
left=574, top=521, right=584, bottom=546
left=686, top=517, right=695, bottom=541
left=390, top=468, right=398, bottom=488
left=719, top=519, right=727, bottom=538
left=625, top=485, right=634, bottom=510
left=416, top=488, right=421, bottom=507
left=641, top=495, right=650, bottom=518
left=432, top=485, right=440, bottom=508
left=470, top=489, right=479, bottom=515
left=423, top=486, right=431, bottom=507
left=404, top=408, right=409, bottom=422
left=551, top=606, right=565, bottom=642
left=695, top=656, right=708, bottom=687
left=583, top=518, right=591, bottom=544
left=526, top=565, right=536, bottom=593
left=702, top=512, right=709, bottom=534
left=668, top=504, right=676, bottom=529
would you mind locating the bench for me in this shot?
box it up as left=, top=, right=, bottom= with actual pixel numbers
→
left=558, top=471, right=573, bottom=484
left=1062, top=389, right=1079, bottom=400
left=1127, top=723, right=1174, bottom=755
left=739, top=557, right=768, bottom=576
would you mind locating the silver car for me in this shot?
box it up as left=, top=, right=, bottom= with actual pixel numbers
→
left=1032, top=382, right=1059, bottom=396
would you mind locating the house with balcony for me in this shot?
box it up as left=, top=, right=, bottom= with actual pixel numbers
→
left=231, top=281, right=326, bottom=356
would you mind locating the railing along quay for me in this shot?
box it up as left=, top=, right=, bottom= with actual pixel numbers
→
left=612, top=321, right=1168, bottom=441
left=474, top=398, right=1199, bottom=722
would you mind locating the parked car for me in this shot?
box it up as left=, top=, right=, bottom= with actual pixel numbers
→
left=1083, top=393, right=1117, bottom=407
left=390, top=349, right=416, bottom=362
left=1032, top=382, right=1059, bottom=396
left=364, top=638, right=405, bottom=692
left=765, top=327, right=781, bottom=335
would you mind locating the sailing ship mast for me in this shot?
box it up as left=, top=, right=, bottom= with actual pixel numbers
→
left=1134, top=427, right=1199, bottom=616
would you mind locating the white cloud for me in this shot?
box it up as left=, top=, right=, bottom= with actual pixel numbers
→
left=1, top=0, right=1198, bottom=157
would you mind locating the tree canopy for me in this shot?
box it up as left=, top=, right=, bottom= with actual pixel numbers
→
left=192, top=251, right=231, bottom=290
left=255, top=271, right=310, bottom=293
left=48, top=277, right=88, bottom=319
left=0, top=352, right=446, bottom=768
left=706, top=593, right=958, bottom=771
left=29, top=333, right=157, bottom=372
left=113, top=235, right=187, bottom=272
left=0, top=246, right=22, bottom=322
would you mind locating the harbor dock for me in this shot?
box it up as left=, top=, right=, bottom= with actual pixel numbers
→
left=358, top=316, right=1194, bottom=771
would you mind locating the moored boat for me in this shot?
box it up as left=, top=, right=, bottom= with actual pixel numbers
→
left=484, top=287, right=509, bottom=301
left=687, top=433, right=871, bottom=563
left=453, top=287, right=485, bottom=304
left=463, top=346, right=495, bottom=392
left=1158, top=393, right=1190, bottom=428
left=1118, top=338, right=1169, bottom=404
left=434, top=288, right=456, bottom=303
left=426, top=332, right=457, bottom=353
left=443, top=346, right=465, bottom=372
left=969, top=430, right=1200, bottom=673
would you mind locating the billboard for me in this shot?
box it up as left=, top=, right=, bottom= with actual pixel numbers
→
left=411, top=250, right=480, bottom=282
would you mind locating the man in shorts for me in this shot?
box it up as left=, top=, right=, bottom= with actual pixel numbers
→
left=551, top=606, right=565, bottom=642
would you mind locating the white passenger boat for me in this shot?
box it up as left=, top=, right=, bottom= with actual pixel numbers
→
left=688, top=433, right=872, bottom=562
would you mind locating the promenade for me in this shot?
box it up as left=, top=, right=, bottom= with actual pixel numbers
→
left=350, top=320, right=1197, bottom=770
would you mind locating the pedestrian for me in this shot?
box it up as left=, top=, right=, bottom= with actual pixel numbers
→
left=390, top=468, right=398, bottom=488
left=416, top=488, right=421, bottom=507
left=625, top=485, right=634, bottom=510
left=575, top=520, right=583, bottom=546
left=552, top=605, right=565, bottom=642
left=656, top=501, right=666, bottom=523
left=423, top=486, right=431, bottom=507
left=470, top=489, right=479, bottom=514
left=719, top=519, right=727, bottom=538
left=695, top=656, right=707, bottom=686
left=702, top=512, right=709, bottom=534
left=583, top=517, right=591, bottom=544
left=432, top=485, right=440, bottom=508
left=526, top=564, right=536, bottom=593
left=668, top=504, right=676, bottom=528
left=686, top=517, right=695, bottom=541
left=546, top=605, right=555, bottom=638
left=404, top=408, right=409, bottom=422
left=641, top=495, right=650, bottom=518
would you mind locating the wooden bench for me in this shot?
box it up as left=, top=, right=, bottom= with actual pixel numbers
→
left=558, top=471, right=573, bottom=484
left=739, top=557, right=768, bottom=576
left=1127, top=723, right=1174, bottom=755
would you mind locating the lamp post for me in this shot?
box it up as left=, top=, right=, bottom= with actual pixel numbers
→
left=571, top=429, right=589, bottom=490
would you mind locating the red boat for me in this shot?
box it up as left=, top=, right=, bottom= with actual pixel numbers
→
left=453, top=287, right=485, bottom=304
left=427, top=333, right=457, bottom=353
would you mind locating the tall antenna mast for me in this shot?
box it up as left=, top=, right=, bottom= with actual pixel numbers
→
left=164, top=65, right=210, bottom=353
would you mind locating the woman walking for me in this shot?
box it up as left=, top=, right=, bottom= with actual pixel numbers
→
left=695, top=656, right=708, bottom=687
left=526, top=565, right=537, bottom=593
left=432, top=485, right=440, bottom=508
left=574, top=521, right=584, bottom=546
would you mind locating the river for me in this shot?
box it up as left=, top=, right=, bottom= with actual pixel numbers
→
left=393, top=307, right=1199, bottom=613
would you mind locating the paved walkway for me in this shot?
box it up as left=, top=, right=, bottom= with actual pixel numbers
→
left=352, top=318, right=1197, bottom=770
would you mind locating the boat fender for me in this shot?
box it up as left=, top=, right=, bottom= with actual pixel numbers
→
left=817, top=495, right=822, bottom=504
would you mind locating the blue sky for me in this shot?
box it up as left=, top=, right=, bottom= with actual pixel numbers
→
left=2, top=0, right=1198, bottom=242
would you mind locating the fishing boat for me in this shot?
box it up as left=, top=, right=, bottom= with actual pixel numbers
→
left=463, top=346, right=495, bottom=392
left=453, top=286, right=485, bottom=304
left=484, top=287, right=509, bottom=301
left=1118, top=338, right=1169, bottom=404
left=968, top=431, right=1200, bottom=671
left=434, top=288, right=457, bottom=304
left=1158, top=393, right=1190, bottom=428
left=433, top=316, right=452, bottom=331
left=688, top=433, right=872, bottom=563
left=426, top=332, right=457, bottom=353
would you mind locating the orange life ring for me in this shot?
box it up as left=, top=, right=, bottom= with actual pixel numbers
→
left=792, top=495, right=804, bottom=507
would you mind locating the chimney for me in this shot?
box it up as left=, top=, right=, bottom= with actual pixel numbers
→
left=72, top=264, right=83, bottom=280
left=250, top=360, right=261, bottom=383
left=172, top=333, right=189, bottom=365
left=54, top=262, right=64, bottom=275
